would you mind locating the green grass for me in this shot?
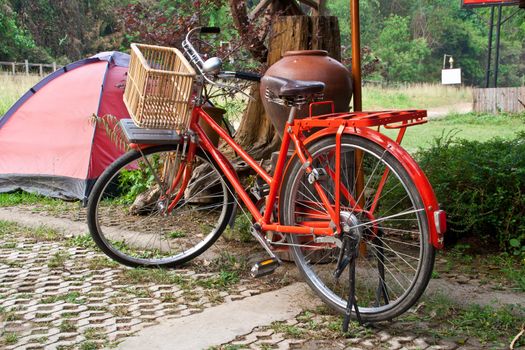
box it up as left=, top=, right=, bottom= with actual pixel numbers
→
left=382, top=112, right=525, bottom=154
left=58, top=320, right=77, bottom=332
left=3, top=332, right=18, bottom=345
left=48, top=251, right=70, bottom=269
left=0, top=191, right=66, bottom=208
left=362, top=83, right=472, bottom=110
left=0, top=75, right=40, bottom=117
left=400, top=294, right=525, bottom=346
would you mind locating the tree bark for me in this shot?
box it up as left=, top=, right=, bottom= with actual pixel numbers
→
left=235, top=15, right=342, bottom=161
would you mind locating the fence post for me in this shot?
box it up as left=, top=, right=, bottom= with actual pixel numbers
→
left=52, top=62, right=57, bottom=71
left=24, top=60, right=29, bottom=75
left=11, top=62, right=15, bottom=75
left=39, top=64, right=43, bottom=77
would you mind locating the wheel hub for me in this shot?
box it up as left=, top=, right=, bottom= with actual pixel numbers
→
left=340, top=211, right=362, bottom=241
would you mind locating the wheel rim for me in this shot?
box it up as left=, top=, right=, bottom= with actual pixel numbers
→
left=284, top=138, right=430, bottom=316
left=92, top=148, right=232, bottom=266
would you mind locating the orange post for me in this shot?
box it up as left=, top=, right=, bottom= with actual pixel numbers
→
left=351, top=0, right=367, bottom=256
left=351, top=0, right=362, bottom=112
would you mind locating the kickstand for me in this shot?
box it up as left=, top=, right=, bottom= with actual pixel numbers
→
left=342, top=238, right=363, bottom=332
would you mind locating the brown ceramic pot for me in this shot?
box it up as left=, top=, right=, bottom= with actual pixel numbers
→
left=260, top=50, right=353, bottom=138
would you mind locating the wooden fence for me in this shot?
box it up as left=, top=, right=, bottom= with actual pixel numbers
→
left=0, top=60, right=60, bottom=76
left=473, top=87, right=525, bottom=114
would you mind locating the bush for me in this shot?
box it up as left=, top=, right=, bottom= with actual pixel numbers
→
left=417, top=131, right=525, bottom=254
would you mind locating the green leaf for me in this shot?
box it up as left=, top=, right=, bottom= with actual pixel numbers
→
left=509, top=239, right=520, bottom=248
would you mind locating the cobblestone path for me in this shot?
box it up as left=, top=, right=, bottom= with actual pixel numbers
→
left=0, top=233, right=273, bottom=349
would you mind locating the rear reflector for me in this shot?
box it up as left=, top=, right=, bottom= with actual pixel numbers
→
left=434, top=209, right=447, bottom=236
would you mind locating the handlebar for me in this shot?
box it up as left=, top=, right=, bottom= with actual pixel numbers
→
left=200, top=27, right=221, bottom=34
left=182, top=27, right=259, bottom=99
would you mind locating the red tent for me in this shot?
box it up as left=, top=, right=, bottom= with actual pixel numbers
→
left=0, top=52, right=130, bottom=201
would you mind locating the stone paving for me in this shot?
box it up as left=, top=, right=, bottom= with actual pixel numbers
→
left=0, top=234, right=270, bottom=349
left=1, top=208, right=524, bottom=350
left=219, top=313, right=497, bottom=350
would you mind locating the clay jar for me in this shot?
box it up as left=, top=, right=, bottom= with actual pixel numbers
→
left=260, top=50, right=353, bottom=138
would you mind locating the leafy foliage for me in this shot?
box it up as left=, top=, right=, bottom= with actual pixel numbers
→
left=0, top=0, right=46, bottom=61
left=417, top=128, right=525, bottom=251
left=375, top=15, right=430, bottom=82
left=327, top=0, right=524, bottom=85
left=1, top=0, right=523, bottom=85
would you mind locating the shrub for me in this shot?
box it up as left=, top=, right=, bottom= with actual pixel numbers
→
left=416, top=131, right=525, bottom=253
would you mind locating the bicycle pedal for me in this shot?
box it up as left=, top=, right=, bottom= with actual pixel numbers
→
left=250, top=258, right=281, bottom=278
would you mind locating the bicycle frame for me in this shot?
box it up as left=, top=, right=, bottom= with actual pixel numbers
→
left=189, top=105, right=336, bottom=236
left=133, top=105, right=445, bottom=249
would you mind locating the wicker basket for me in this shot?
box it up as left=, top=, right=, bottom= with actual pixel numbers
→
left=124, top=43, right=196, bottom=130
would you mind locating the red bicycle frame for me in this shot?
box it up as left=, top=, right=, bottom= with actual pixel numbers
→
left=136, top=105, right=446, bottom=249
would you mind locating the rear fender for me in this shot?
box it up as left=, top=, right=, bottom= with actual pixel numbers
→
left=301, top=127, right=445, bottom=249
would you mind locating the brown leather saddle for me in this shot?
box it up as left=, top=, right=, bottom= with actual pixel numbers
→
left=262, top=75, right=325, bottom=106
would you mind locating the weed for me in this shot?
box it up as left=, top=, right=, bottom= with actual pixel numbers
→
left=31, top=225, right=60, bottom=241
left=121, top=286, right=152, bottom=298
left=169, top=230, right=186, bottom=238
left=112, top=305, right=131, bottom=317
left=0, top=220, right=20, bottom=238
left=48, top=251, right=70, bottom=269
left=271, top=322, right=305, bottom=337
left=36, top=336, right=49, bottom=343
left=4, top=310, right=22, bottom=321
left=223, top=215, right=252, bottom=242
left=66, top=234, right=96, bottom=249
left=4, top=332, right=18, bottom=345
left=84, top=327, right=107, bottom=341
left=87, top=256, right=118, bottom=270
left=0, top=242, right=16, bottom=249
left=80, top=342, right=98, bottom=350
left=119, top=268, right=185, bottom=285
left=59, top=320, right=77, bottom=332
left=2, top=260, right=22, bottom=268
left=63, top=292, right=83, bottom=304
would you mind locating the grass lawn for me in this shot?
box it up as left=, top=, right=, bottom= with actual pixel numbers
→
left=0, top=75, right=40, bottom=116
left=362, top=83, right=472, bottom=110
left=382, top=112, right=525, bottom=154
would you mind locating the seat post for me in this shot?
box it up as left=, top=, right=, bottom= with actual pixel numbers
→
left=287, top=106, right=298, bottom=124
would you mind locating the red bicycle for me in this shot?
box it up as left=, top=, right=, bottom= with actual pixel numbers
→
left=87, top=27, right=446, bottom=323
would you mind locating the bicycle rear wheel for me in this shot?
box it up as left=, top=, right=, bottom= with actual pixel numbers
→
left=87, top=144, right=235, bottom=267
left=279, top=134, right=435, bottom=322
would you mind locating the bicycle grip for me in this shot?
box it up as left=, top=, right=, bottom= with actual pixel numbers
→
left=200, top=27, right=221, bottom=34
left=235, top=71, right=261, bottom=82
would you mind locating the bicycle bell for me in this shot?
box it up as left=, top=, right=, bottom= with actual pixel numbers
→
left=202, top=57, right=222, bottom=75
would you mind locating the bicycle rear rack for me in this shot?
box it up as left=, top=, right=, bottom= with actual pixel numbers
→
left=302, top=108, right=428, bottom=130
left=120, top=119, right=182, bottom=145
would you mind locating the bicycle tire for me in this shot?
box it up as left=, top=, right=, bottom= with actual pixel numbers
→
left=279, top=134, right=435, bottom=322
left=87, top=144, right=235, bottom=268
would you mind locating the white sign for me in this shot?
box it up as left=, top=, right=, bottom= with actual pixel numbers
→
left=442, top=68, right=462, bottom=85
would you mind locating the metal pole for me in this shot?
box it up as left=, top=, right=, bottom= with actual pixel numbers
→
left=494, top=4, right=502, bottom=88
left=350, top=0, right=366, bottom=258
left=485, top=6, right=495, bottom=88
left=351, top=0, right=362, bottom=111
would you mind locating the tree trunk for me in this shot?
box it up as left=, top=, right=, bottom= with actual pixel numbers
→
left=235, top=15, right=342, bottom=161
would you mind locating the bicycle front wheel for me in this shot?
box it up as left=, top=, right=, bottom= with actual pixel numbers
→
left=87, top=144, right=235, bottom=268
left=279, top=134, right=435, bottom=322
